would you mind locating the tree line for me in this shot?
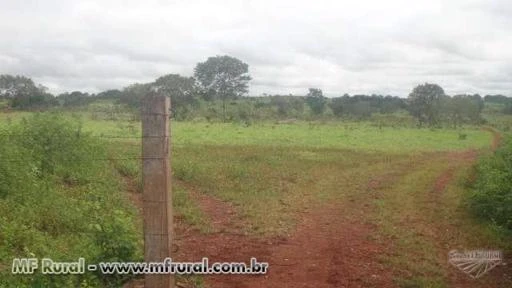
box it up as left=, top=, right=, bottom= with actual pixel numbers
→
left=1, top=55, right=511, bottom=125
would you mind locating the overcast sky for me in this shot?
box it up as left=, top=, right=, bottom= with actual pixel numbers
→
left=0, top=0, right=511, bottom=97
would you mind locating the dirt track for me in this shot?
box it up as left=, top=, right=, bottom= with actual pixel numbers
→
left=175, top=198, right=395, bottom=288
left=126, top=128, right=509, bottom=288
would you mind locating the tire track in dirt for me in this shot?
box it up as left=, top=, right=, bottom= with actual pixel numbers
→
left=122, top=159, right=422, bottom=288
left=425, top=129, right=512, bottom=288
left=176, top=202, right=396, bottom=288
left=174, top=155, right=440, bottom=288
left=429, top=150, right=481, bottom=288
left=431, top=150, right=477, bottom=194
left=482, top=126, right=502, bottom=151
left=176, top=179, right=245, bottom=234
left=125, top=127, right=505, bottom=288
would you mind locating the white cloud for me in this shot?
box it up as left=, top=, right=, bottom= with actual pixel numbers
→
left=0, top=0, right=510, bottom=96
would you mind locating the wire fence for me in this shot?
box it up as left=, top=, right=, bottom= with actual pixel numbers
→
left=0, top=132, right=167, bottom=162
left=0, top=128, right=418, bottom=270
left=0, top=122, right=388, bottom=245
left=1, top=129, right=167, bottom=239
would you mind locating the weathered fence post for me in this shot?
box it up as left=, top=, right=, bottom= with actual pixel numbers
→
left=141, top=93, right=173, bottom=287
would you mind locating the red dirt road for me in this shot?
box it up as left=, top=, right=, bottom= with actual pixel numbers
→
left=125, top=128, right=508, bottom=288
left=175, top=201, right=395, bottom=288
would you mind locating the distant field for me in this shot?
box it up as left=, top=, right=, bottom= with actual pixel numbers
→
left=171, top=122, right=491, bottom=152
left=0, top=112, right=493, bottom=153
left=76, top=120, right=492, bottom=152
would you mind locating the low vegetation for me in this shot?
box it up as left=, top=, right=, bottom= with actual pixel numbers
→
left=470, top=135, right=512, bottom=231
left=0, top=113, right=141, bottom=287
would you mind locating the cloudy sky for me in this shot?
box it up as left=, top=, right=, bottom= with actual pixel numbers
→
left=0, top=0, right=511, bottom=97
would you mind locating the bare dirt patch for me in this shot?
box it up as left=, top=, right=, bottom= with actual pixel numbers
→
left=177, top=180, right=244, bottom=234
left=175, top=202, right=395, bottom=288
left=169, top=172, right=399, bottom=288
left=482, top=126, right=502, bottom=151
left=432, top=150, right=477, bottom=193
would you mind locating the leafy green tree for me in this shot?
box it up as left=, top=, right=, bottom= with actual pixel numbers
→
left=0, top=74, right=57, bottom=109
left=329, top=95, right=347, bottom=117
left=153, top=74, right=199, bottom=120
left=194, top=55, right=251, bottom=121
left=119, top=83, right=152, bottom=108
left=444, top=94, right=483, bottom=127
left=351, top=101, right=373, bottom=119
left=407, top=83, right=445, bottom=127
left=306, top=88, right=326, bottom=115
left=270, top=96, right=290, bottom=117
left=96, top=89, right=123, bottom=100
left=57, top=91, right=92, bottom=107
left=484, top=94, right=509, bottom=105
left=469, top=94, right=484, bottom=114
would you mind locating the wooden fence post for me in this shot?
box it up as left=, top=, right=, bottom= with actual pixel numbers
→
left=141, top=93, right=173, bottom=288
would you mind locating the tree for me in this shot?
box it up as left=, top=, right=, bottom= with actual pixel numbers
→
left=445, top=94, right=482, bottom=126
left=484, top=94, right=509, bottom=105
left=57, top=91, right=92, bottom=107
left=407, top=83, right=445, bottom=127
left=329, top=96, right=346, bottom=117
left=96, top=89, right=123, bottom=100
left=306, top=88, right=326, bottom=115
left=0, top=74, right=57, bottom=109
left=194, top=55, right=251, bottom=121
left=270, top=96, right=290, bottom=117
left=469, top=94, right=484, bottom=114
left=119, top=83, right=152, bottom=108
left=153, top=74, right=198, bottom=120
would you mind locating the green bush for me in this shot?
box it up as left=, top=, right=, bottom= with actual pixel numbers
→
left=470, top=135, right=512, bottom=230
left=0, top=113, right=141, bottom=287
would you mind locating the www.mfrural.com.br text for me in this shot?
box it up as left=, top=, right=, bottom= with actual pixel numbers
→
left=12, top=257, right=269, bottom=275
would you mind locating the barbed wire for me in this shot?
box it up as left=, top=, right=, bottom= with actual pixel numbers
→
left=0, top=131, right=171, bottom=163
left=0, top=133, right=164, bottom=139
left=0, top=156, right=168, bottom=163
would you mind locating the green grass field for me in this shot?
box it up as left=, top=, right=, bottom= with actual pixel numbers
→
left=1, top=110, right=510, bottom=287
left=0, top=111, right=492, bottom=152
left=76, top=120, right=491, bottom=152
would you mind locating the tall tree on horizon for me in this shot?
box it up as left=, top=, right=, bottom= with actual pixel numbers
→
left=0, top=74, right=56, bottom=109
left=194, top=55, right=251, bottom=121
left=153, top=74, right=198, bottom=120
left=306, top=88, right=326, bottom=115
left=408, top=83, right=445, bottom=127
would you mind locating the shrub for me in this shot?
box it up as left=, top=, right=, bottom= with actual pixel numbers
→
left=470, top=135, right=512, bottom=230
left=0, top=113, right=141, bottom=287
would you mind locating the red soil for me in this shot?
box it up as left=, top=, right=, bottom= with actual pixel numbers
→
left=125, top=128, right=508, bottom=288
left=174, top=199, right=395, bottom=288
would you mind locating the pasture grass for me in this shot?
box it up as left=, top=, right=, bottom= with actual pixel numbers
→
left=1, top=112, right=492, bottom=152
left=372, top=154, right=512, bottom=287
left=169, top=122, right=490, bottom=152
left=81, top=120, right=490, bottom=152
left=172, top=145, right=413, bottom=235
left=70, top=116, right=495, bottom=238
left=1, top=111, right=506, bottom=287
